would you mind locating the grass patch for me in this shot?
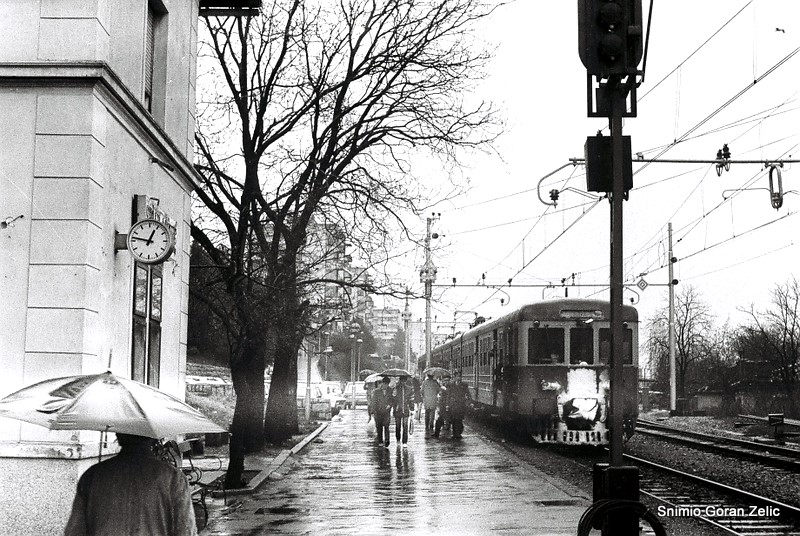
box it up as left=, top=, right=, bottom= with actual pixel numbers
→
left=186, top=390, right=235, bottom=430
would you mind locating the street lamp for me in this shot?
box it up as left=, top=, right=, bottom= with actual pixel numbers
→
left=349, top=333, right=355, bottom=409
left=356, top=336, right=363, bottom=380
left=323, top=345, right=333, bottom=381
left=322, top=331, right=330, bottom=381
left=348, top=322, right=360, bottom=410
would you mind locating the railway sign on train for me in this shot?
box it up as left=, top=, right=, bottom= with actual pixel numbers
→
left=560, top=309, right=603, bottom=320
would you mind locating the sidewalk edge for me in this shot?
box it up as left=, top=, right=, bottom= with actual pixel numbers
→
left=211, top=421, right=329, bottom=498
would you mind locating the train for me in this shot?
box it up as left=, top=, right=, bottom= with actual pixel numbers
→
left=429, top=298, right=638, bottom=445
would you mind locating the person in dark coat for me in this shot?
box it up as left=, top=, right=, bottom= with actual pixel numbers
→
left=64, top=433, right=197, bottom=536
left=433, top=376, right=450, bottom=438
left=392, top=376, right=415, bottom=447
left=447, top=372, right=472, bottom=439
left=411, top=376, right=422, bottom=421
left=369, top=377, right=394, bottom=448
left=421, top=373, right=441, bottom=432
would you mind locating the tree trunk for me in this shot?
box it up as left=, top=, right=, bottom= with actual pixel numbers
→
left=224, top=338, right=265, bottom=489
left=263, top=282, right=305, bottom=444
left=264, top=332, right=301, bottom=444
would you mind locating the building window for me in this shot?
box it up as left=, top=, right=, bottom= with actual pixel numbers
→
left=144, top=1, right=167, bottom=121
left=144, top=5, right=155, bottom=112
left=132, top=263, right=162, bottom=387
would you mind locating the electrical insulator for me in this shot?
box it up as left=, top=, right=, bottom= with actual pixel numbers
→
left=767, top=164, right=784, bottom=210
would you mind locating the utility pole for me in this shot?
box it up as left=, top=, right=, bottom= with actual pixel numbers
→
left=578, top=1, right=655, bottom=534
left=668, top=222, right=677, bottom=413
left=304, top=334, right=313, bottom=423
left=420, top=214, right=439, bottom=370
left=609, top=85, right=626, bottom=468
left=403, top=290, right=412, bottom=372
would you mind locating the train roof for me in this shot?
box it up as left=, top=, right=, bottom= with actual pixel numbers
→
left=436, top=298, right=638, bottom=350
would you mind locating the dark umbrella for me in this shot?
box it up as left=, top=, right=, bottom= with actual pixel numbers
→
left=379, top=368, right=412, bottom=378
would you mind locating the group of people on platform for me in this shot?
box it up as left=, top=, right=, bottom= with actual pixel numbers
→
left=367, top=371, right=471, bottom=448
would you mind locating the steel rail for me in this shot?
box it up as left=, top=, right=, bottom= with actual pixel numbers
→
left=636, top=419, right=800, bottom=470
left=625, top=452, right=800, bottom=536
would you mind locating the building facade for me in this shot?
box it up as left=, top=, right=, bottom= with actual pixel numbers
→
left=0, top=1, right=204, bottom=533
left=371, top=307, right=402, bottom=344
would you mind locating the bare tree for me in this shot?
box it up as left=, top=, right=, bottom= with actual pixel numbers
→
left=646, top=285, right=719, bottom=399
left=191, top=0, right=500, bottom=486
left=739, top=277, right=800, bottom=415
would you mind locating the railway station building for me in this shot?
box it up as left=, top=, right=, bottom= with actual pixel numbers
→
left=0, top=1, right=255, bottom=533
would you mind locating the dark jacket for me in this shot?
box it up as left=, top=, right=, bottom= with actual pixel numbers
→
left=392, top=382, right=415, bottom=417
left=370, top=386, right=394, bottom=418
left=445, top=382, right=472, bottom=419
left=64, top=444, right=197, bottom=536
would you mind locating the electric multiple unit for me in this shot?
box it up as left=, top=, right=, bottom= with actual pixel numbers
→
left=430, top=299, right=638, bottom=445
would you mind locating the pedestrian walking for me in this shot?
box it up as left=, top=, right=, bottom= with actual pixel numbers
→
left=421, top=373, right=441, bottom=432
left=64, top=432, right=198, bottom=536
left=392, top=376, right=415, bottom=447
left=412, top=376, right=422, bottom=421
left=369, top=377, right=394, bottom=448
left=447, top=372, right=472, bottom=439
left=433, top=376, right=450, bottom=438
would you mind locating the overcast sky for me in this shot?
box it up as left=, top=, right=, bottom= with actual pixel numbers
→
left=395, top=0, right=799, bottom=365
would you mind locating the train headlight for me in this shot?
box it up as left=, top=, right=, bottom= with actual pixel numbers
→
left=541, top=380, right=561, bottom=391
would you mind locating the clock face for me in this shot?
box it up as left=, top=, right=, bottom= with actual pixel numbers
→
left=126, top=219, right=175, bottom=264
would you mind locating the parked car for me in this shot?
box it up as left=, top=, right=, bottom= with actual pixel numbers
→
left=316, top=384, right=347, bottom=415
left=343, top=382, right=369, bottom=408
left=296, top=383, right=347, bottom=417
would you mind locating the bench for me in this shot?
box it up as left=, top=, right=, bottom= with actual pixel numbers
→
left=177, top=440, right=226, bottom=528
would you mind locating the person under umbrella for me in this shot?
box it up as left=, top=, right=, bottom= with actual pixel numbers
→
left=446, top=372, right=472, bottom=440
left=64, top=432, right=197, bottom=536
left=0, top=371, right=227, bottom=535
left=421, top=373, right=441, bottom=432
left=369, top=377, right=394, bottom=448
left=392, top=376, right=415, bottom=447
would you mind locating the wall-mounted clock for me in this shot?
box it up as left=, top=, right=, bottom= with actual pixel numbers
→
left=126, top=219, right=175, bottom=264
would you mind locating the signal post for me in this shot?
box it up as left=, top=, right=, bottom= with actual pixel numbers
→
left=576, top=1, right=664, bottom=535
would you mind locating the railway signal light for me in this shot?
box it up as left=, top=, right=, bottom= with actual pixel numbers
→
left=578, top=0, right=644, bottom=77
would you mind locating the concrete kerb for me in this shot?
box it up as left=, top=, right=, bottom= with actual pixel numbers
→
left=210, top=421, right=329, bottom=498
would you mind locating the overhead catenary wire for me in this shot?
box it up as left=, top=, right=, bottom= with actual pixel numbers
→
left=434, top=3, right=798, bottom=316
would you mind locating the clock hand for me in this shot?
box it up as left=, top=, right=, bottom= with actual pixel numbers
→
left=145, top=230, right=155, bottom=246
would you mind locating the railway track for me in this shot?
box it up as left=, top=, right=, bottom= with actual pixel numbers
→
left=630, top=452, right=800, bottom=536
left=471, top=414, right=800, bottom=534
left=636, top=419, right=800, bottom=471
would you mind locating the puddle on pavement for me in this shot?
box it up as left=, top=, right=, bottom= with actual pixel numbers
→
left=254, top=505, right=305, bottom=515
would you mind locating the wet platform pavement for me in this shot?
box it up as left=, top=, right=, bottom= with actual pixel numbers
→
left=203, top=408, right=591, bottom=535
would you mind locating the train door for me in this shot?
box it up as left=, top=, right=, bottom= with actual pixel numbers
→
left=491, top=329, right=499, bottom=405
left=471, top=337, right=479, bottom=399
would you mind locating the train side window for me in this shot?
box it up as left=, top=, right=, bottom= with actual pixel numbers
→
left=570, top=328, right=593, bottom=364
left=528, top=327, right=564, bottom=364
left=599, top=328, right=633, bottom=364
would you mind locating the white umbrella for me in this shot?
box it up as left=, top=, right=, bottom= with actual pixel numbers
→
left=0, top=371, right=227, bottom=439
left=363, top=372, right=384, bottom=385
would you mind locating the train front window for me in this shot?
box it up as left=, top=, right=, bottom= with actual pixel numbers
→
left=528, top=327, right=564, bottom=364
left=599, top=328, right=633, bottom=364
left=570, top=328, right=593, bottom=364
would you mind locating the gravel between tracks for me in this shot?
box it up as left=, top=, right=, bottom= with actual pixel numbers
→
left=630, top=412, right=800, bottom=509
left=467, top=415, right=731, bottom=536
